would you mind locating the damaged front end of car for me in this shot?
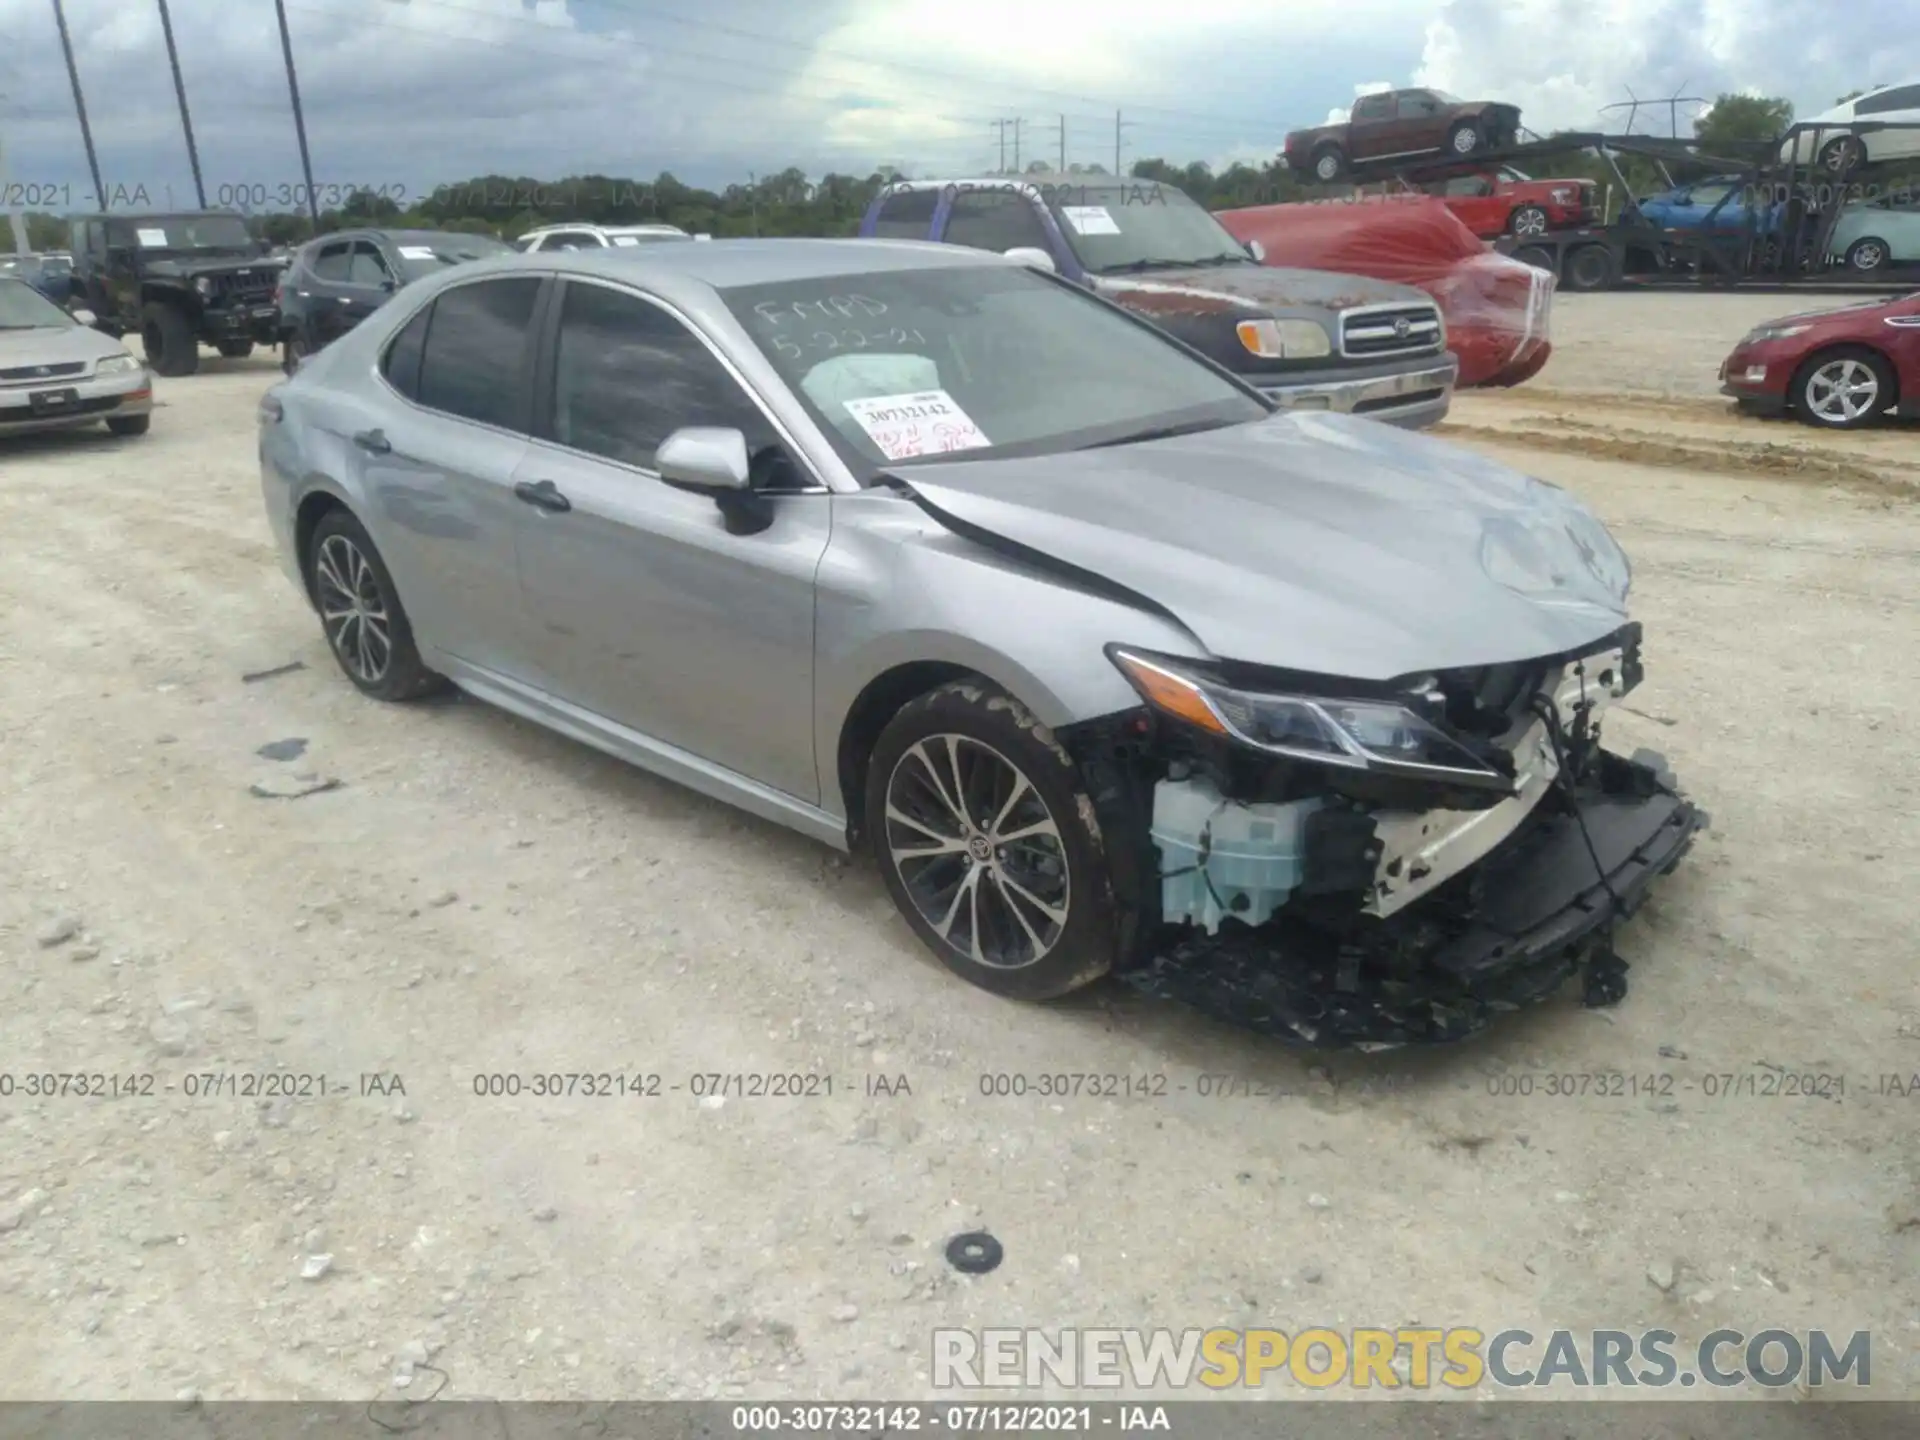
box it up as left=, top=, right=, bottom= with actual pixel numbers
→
left=1063, top=623, right=1708, bottom=1049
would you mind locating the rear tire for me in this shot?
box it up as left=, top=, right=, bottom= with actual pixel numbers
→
left=282, top=333, right=308, bottom=375
left=1791, top=345, right=1893, bottom=430
left=1844, top=237, right=1890, bottom=272
left=865, top=680, right=1117, bottom=1002
left=106, top=415, right=150, bottom=437
left=141, top=302, right=199, bottom=377
left=1510, top=245, right=1554, bottom=273
left=1311, top=144, right=1347, bottom=183
left=304, top=509, right=447, bottom=701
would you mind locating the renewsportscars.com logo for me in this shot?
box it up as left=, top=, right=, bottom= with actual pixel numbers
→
left=932, top=1327, right=1873, bottom=1391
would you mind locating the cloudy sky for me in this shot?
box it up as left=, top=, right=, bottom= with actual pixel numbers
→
left=0, top=0, right=1915, bottom=209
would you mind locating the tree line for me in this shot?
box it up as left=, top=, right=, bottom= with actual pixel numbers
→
left=12, top=90, right=1906, bottom=252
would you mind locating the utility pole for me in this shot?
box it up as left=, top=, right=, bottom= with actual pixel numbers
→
left=272, top=0, right=320, bottom=226
left=1011, top=118, right=1022, bottom=173
left=1113, top=110, right=1135, bottom=176
left=156, top=0, right=206, bottom=208
left=51, top=0, right=106, bottom=211
left=992, top=120, right=1008, bottom=173
left=1057, top=113, right=1066, bottom=171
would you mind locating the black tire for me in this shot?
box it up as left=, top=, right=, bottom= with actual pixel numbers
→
left=1445, top=119, right=1485, bottom=157
left=865, top=680, right=1119, bottom=1002
left=141, top=302, right=199, bottom=377
left=1563, top=243, right=1614, bottom=292
left=1510, top=245, right=1554, bottom=273
left=1817, top=136, right=1866, bottom=177
left=1507, top=205, right=1550, bottom=238
left=1844, top=237, right=1891, bottom=273
left=216, top=339, right=255, bottom=359
left=1311, top=143, right=1347, bottom=183
left=304, top=508, right=446, bottom=701
left=1790, top=345, right=1894, bottom=430
left=106, top=415, right=150, bottom=437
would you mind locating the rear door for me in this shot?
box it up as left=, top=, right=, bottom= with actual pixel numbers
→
left=330, top=239, right=395, bottom=339
left=509, top=277, right=830, bottom=801
left=1347, top=92, right=1399, bottom=158
left=1855, top=84, right=1920, bottom=160
left=350, top=275, right=550, bottom=682
left=302, top=241, right=354, bottom=344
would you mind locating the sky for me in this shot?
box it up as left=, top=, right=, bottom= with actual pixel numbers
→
left=0, top=0, right=1915, bottom=211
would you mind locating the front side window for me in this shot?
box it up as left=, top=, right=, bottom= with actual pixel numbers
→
left=414, top=277, right=541, bottom=429
left=721, top=262, right=1267, bottom=475
left=547, top=281, right=776, bottom=470
left=942, top=192, right=1051, bottom=254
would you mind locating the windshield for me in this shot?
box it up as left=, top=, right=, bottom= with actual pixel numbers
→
left=721, top=262, right=1268, bottom=474
left=610, top=231, right=691, bottom=246
left=0, top=277, right=75, bottom=329
left=112, top=215, right=257, bottom=251
left=392, top=234, right=513, bottom=280
left=1040, top=182, right=1252, bottom=274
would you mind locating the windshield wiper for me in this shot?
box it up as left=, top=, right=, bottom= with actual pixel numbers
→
left=1079, top=418, right=1233, bottom=449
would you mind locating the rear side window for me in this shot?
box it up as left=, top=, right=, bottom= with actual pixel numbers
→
left=870, top=189, right=938, bottom=239
left=381, top=305, right=431, bottom=400
left=1352, top=93, right=1394, bottom=122
left=1856, top=85, right=1920, bottom=115
left=943, top=192, right=1051, bottom=253
left=311, top=243, right=351, bottom=282
left=413, top=277, right=542, bottom=429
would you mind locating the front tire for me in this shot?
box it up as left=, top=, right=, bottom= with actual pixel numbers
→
left=1508, top=205, right=1549, bottom=237
left=106, top=415, right=150, bottom=437
left=866, top=681, right=1117, bottom=1001
left=1844, top=237, right=1890, bottom=272
left=1562, top=243, right=1614, bottom=291
left=304, top=509, right=446, bottom=701
left=1792, top=346, right=1893, bottom=430
left=1446, top=120, right=1485, bottom=157
left=1818, top=136, right=1866, bottom=177
left=141, top=302, right=199, bottom=377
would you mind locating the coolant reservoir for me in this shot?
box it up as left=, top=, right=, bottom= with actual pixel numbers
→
left=1151, top=776, right=1325, bottom=935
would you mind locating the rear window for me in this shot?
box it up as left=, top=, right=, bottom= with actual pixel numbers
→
left=870, top=189, right=938, bottom=240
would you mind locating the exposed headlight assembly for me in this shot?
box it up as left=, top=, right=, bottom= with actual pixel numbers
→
left=94, top=352, right=143, bottom=375
left=1236, top=317, right=1331, bottom=359
left=1745, top=323, right=1809, bottom=343
left=1107, top=647, right=1511, bottom=792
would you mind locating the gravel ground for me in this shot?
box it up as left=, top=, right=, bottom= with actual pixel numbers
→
left=0, top=310, right=1916, bottom=1406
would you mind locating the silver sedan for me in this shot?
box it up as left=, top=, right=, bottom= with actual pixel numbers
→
left=258, top=239, right=1704, bottom=1045
left=0, top=277, right=153, bottom=439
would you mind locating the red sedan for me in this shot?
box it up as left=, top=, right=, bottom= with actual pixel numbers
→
left=1719, top=289, right=1920, bottom=428
left=1422, top=168, right=1599, bottom=239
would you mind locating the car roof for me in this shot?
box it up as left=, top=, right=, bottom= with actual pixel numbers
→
left=521, top=236, right=1000, bottom=288
left=306, top=228, right=508, bottom=246
left=883, top=172, right=1179, bottom=192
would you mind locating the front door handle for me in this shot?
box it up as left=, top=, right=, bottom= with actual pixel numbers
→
left=352, top=428, right=391, bottom=454
left=513, top=479, right=571, bottom=513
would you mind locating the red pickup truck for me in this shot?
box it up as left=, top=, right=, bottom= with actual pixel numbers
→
left=1421, top=168, right=1599, bottom=238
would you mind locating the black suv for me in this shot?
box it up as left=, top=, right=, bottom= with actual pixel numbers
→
left=277, top=228, right=512, bottom=372
left=69, top=211, right=285, bottom=376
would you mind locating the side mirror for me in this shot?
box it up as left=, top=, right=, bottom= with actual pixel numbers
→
left=1244, top=239, right=1267, bottom=262
left=1003, top=246, right=1057, bottom=273
left=656, top=426, right=751, bottom=494
left=73, top=309, right=97, bottom=326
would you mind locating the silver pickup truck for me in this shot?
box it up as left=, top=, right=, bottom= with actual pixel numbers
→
left=858, top=174, right=1458, bottom=428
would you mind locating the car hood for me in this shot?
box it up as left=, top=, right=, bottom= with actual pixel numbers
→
left=1754, top=295, right=1902, bottom=330
left=894, top=411, right=1632, bottom=681
left=1095, top=262, right=1428, bottom=316
left=142, top=255, right=280, bottom=280
left=0, top=323, right=128, bottom=367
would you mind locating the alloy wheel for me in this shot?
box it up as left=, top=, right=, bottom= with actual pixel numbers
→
left=1850, top=241, right=1886, bottom=271
left=1804, top=358, right=1880, bottom=424
left=1315, top=153, right=1340, bottom=182
left=1512, top=207, right=1548, bottom=236
left=1452, top=127, right=1479, bottom=154
left=314, top=533, right=392, bottom=683
left=882, top=734, right=1070, bottom=970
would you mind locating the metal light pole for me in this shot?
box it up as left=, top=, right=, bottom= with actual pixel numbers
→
left=51, top=0, right=106, bottom=210
left=155, top=0, right=206, bottom=208
left=272, top=0, right=319, bottom=225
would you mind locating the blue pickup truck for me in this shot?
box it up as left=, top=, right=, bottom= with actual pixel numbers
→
left=857, top=175, right=1460, bottom=428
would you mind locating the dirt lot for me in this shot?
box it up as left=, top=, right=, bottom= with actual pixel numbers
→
left=1, top=299, right=1916, bottom=1406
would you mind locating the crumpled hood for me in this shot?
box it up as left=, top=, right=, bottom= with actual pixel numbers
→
left=0, top=323, right=129, bottom=369
left=1097, top=262, right=1427, bottom=317
left=896, top=411, right=1632, bottom=681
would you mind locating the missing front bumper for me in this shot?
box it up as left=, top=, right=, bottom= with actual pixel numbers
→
left=1117, top=749, right=1708, bottom=1049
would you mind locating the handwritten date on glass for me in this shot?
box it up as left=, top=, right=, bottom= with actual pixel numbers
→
left=767, top=326, right=926, bottom=360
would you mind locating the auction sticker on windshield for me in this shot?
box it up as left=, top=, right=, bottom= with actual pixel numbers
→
left=1059, top=205, right=1121, bottom=235
left=843, top=390, right=990, bottom=460
left=136, top=228, right=169, bottom=247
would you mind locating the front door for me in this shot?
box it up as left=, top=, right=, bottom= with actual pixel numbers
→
left=509, top=277, right=829, bottom=803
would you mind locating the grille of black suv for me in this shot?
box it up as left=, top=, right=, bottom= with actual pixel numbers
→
left=205, top=270, right=278, bottom=308
left=1339, top=303, right=1443, bottom=359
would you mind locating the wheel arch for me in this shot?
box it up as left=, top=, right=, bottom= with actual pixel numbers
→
left=1791, top=340, right=1900, bottom=412
left=292, top=486, right=356, bottom=609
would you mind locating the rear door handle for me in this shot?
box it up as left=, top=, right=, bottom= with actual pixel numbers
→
left=352, top=428, right=390, bottom=454
left=513, top=479, right=571, bottom=513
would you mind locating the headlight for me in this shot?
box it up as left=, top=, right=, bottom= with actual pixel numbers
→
left=1745, top=323, right=1809, bottom=343
left=194, top=276, right=211, bottom=297
left=1236, top=317, right=1331, bottom=359
left=1107, top=647, right=1509, bottom=790
left=94, top=353, right=142, bottom=375
left=1549, top=187, right=1573, bottom=205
